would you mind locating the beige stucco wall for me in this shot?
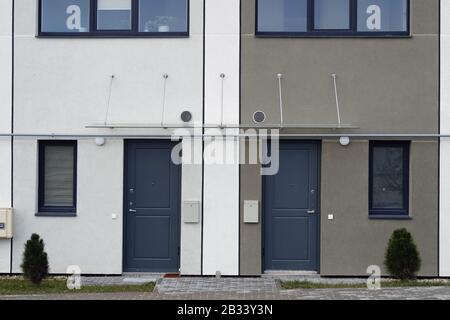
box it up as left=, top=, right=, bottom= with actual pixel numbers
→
left=320, top=140, right=438, bottom=276
left=240, top=139, right=439, bottom=276
left=240, top=0, right=438, bottom=134
left=240, top=140, right=262, bottom=275
left=239, top=0, right=439, bottom=276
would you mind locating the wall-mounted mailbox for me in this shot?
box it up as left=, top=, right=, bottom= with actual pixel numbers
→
left=183, top=201, right=200, bottom=224
left=244, top=200, right=259, bottom=224
left=0, top=208, right=13, bottom=239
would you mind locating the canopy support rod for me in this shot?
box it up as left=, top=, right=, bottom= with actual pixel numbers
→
left=277, top=73, right=284, bottom=128
left=161, top=73, right=169, bottom=129
left=220, top=73, right=226, bottom=128
left=332, top=74, right=342, bottom=128
left=104, top=75, right=115, bottom=126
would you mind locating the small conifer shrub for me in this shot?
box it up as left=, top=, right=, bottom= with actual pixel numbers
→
left=21, top=234, right=49, bottom=285
left=384, top=228, right=421, bottom=280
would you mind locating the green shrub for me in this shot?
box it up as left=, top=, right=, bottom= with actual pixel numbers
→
left=384, top=228, right=421, bottom=280
left=21, top=234, right=49, bottom=285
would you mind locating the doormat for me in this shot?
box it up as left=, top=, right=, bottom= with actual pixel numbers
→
left=164, top=273, right=181, bottom=278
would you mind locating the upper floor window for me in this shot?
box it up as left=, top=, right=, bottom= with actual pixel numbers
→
left=256, top=0, right=409, bottom=36
left=97, top=0, right=132, bottom=31
left=39, top=0, right=189, bottom=36
left=357, top=0, right=408, bottom=32
left=41, top=0, right=91, bottom=33
left=257, top=0, right=308, bottom=33
left=314, top=0, right=350, bottom=30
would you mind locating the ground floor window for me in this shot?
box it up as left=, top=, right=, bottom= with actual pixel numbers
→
left=38, top=141, right=77, bottom=216
left=369, top=141, right=409, bottom=217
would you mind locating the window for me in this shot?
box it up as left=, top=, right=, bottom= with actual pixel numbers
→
left=256, top=0, right=409, bottom=36
left=314, top=0, right=350, bottom=30
left=39, top=0, right=189, bottom=36
left=97, top=0, right=132, bottom=31
left=257, top=0, right=307, bottom=33
left=139, top=0, right=188, bottom=33
left=38, top=141, right=77, bottom=215
left=41, top=0, right=91, bottom=33
left=357, top=0, right=408, bottom=32
left=369, top=141, right=409, bottom=217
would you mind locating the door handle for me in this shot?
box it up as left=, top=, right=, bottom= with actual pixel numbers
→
left=129, top=209, right=137, bottom=213
left=307, top=210, right=315, bottom=214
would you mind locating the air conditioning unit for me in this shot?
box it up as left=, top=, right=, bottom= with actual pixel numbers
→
left=0, top=208, right=13, bottom=239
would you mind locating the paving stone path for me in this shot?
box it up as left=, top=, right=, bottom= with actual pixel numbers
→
left=3, top=286, right=450, bottom=300
left=156, top=277, right=278, bottom=294
left=81, top=274, right=160, bottom=286
left=2, top=276, right=450, bottom=300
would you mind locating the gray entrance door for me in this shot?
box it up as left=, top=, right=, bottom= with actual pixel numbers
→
left=124, top=141, right=180, bottom=272
left=264, top=141, right=319, bottom=271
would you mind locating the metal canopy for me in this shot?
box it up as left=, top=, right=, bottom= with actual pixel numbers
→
left=85, top=123, right=359, bottom=129
left=88, top=72, right=358, bottom=130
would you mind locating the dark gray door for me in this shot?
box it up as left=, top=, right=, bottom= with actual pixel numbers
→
left=264, top=141, right=319, bottom=271
left=124, top=141, right=180, bottom=272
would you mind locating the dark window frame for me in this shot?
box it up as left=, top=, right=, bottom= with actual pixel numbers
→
left=38, top=0, right=190, bottom=37
left=369, top=141, right=410, bottom=218
left=255, top=0, right=410, bottom=37
left=37, top=140, right=78, bottom=216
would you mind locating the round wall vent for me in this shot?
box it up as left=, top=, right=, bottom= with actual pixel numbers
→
left=181, top=111, right=193, bottom=123
left=252, top=111, right=266, bottom=124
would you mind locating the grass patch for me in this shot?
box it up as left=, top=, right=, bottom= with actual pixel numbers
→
left=281, top=280, right=450, bottom=290
left=0, top=277, right=155, bottom=296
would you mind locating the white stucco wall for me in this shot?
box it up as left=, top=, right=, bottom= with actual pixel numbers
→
left=440, top=0, right=450, bottom=277
left=203, top=0, right=240, bottom=275
left=10, top=0, right=204, bottom=274
left=180, top=137, right=203, bottom=275
left=0, top=0, right=12, bottom=273
left=440, top=139, right=450, bottom=276
left=12, top=139, right=124, bottom=274
left=14, top=1, right=204, bottom=134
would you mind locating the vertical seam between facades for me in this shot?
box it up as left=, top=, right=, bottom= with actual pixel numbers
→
left=9, top=0, right=14, bottom=275
left=438, top=0, right=441, bottom=276
left=238, top=0, right=242, bottom=276
left=201, top=0, right=206, bottom=276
